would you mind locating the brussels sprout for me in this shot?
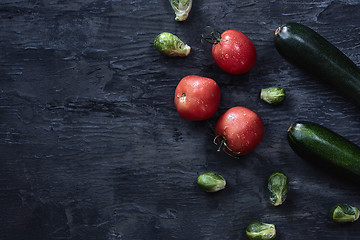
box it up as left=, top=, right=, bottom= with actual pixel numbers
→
left=268, top=172, right=288, bottom=206
left=330, top=203, right=359, bottom=223
left=169, top=0, right=192, bottom=21
left=260, top=87, right=286, bottom=105
left=246, top=221, right=276, bottom=240
left=197, top=172, right=226, bottom=193
left=154, top=32, right=191, bottom=57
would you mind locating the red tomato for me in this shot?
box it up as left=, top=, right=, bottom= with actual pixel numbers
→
left=215, top=106, right=264, bottom=156
left=212, top=30, right=256, bottom=75
left=174, top=75, right=221, bottom=121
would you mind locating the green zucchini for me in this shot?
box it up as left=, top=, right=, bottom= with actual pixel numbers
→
left=287, top=121, right=360, bottom=178
left=274, top=22, right=360, bottom=106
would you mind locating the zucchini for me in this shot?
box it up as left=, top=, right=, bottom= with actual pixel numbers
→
left=274, top=22, right=360, bottom=106
left=287, top=121, right=360, bottom=178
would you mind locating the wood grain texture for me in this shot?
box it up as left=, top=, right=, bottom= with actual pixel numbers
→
left=0, top=0, right=360, bottom=239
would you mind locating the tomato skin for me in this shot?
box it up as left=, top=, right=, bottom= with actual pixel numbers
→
left=212, top=30, right=256, bottom=75
left=174, top=75, right=221, bottom=121
left=215, top=106, right=264, bottom=156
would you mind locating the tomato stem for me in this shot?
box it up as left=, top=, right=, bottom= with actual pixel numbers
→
left=223, top=142, right=241, bottom=155
left=201, top=26, right=226, bottom=45
left=213, top=135, right=242, bottom=156
left=215, top=136, right=226, bottom=152
left=180, top=93, right=186, bottom=103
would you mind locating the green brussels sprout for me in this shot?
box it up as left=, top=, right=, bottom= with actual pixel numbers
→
left=260, top=87, right=286, bottom=105
left=154, top=32, right=191, bottom=57
left=197, top=172, right=226, bottom=193
left=330, top=203, right=359, bottom=223
left=268, top=172, right=288, bottom=206
left=246, top=221, right=276, bottom=240
left=169, top=0, right=192, bottom=21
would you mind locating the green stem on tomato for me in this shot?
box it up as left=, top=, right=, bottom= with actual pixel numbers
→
left=214, top=135, right=226, bottom=152
left=213, top=135, right=241, bottom=155
left=201, top=26, right=226, bottom=45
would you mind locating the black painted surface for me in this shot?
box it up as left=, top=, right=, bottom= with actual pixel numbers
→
left=1, top=1, right=360, bottom=239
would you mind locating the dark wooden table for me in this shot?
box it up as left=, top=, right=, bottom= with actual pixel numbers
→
left=1, top=1, right=360, bottom=239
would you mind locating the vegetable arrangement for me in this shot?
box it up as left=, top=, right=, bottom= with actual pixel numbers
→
left=155, top=4, right=360, bottom=239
